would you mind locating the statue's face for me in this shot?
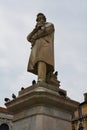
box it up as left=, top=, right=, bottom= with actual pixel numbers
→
left=36, top=15, right=45, bottom=24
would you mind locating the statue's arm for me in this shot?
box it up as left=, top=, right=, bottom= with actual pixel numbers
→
left=27, top=28, right=38, bottom=42
left=32, top=24, right=54, bottom=40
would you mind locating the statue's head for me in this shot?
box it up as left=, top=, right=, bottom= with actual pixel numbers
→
left=36, top=13, right=46, bottom=22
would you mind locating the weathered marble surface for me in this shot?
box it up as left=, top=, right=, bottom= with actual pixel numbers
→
left=6, top=83, right=79, bottom=130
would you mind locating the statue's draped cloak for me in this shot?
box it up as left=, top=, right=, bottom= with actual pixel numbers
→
left=27, top=22, right=55, bottom=75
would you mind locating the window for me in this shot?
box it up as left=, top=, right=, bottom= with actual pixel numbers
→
left=0, top=123, right=9, bottom=130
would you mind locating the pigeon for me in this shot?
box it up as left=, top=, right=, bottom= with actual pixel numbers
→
left=54, top=71, right=58, bottom=76
left=4, top=98, right=10, bottom=102
left=21, top=87, right=24, bottom=90
left=12, top=93, right=16, bottom=99
left=32, top=80, right=36, bottom=85
left=59, top=91, right=66, bottom=97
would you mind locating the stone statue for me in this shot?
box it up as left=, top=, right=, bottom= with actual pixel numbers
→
left=27, top=13, right=55, bottom=82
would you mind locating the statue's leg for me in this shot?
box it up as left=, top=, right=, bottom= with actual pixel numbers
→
left=38, top=61, right=46, bottom=82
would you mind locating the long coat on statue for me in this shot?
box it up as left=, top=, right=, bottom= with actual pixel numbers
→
left=27, top=22, right=55, bottom=75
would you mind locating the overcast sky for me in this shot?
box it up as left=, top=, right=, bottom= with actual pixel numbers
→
left=0, top=0, right=87, bottom=107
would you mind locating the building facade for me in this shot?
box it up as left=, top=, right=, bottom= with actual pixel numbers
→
left=72, top=93, right=87, bottom=130
left=0, top=107, right=13, bottom=130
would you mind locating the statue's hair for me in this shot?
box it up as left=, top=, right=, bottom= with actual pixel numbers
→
left=36, top=13, right=46, bottom=22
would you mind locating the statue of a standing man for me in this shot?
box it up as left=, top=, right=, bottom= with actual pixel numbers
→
left=27, top=13, right=55, bottom=82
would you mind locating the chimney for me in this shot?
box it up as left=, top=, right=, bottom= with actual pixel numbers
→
left=84, top=93, right=87, bottom=101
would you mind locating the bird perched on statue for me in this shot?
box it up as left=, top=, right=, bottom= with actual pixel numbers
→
left=21, top=87, right=24, bottom=91
left=58, top=91, right=66, bottom=97
left=54, top=71, right=58, bottom=76
left=12, top=93, right=16, bottom=99
left=4, top=98, right=10, bottom=102
left=32, top=80, right=36, bottom=85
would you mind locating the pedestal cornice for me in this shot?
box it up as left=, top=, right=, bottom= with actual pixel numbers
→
left=5, top=83, right=79, bottom=114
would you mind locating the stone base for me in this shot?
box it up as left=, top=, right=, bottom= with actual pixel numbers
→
left=12, top=106, right=72, bottom=130
left=5, top=82, right=79, bottom=130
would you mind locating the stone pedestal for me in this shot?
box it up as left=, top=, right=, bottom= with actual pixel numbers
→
left=5, top=82, right=79, bottom=130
